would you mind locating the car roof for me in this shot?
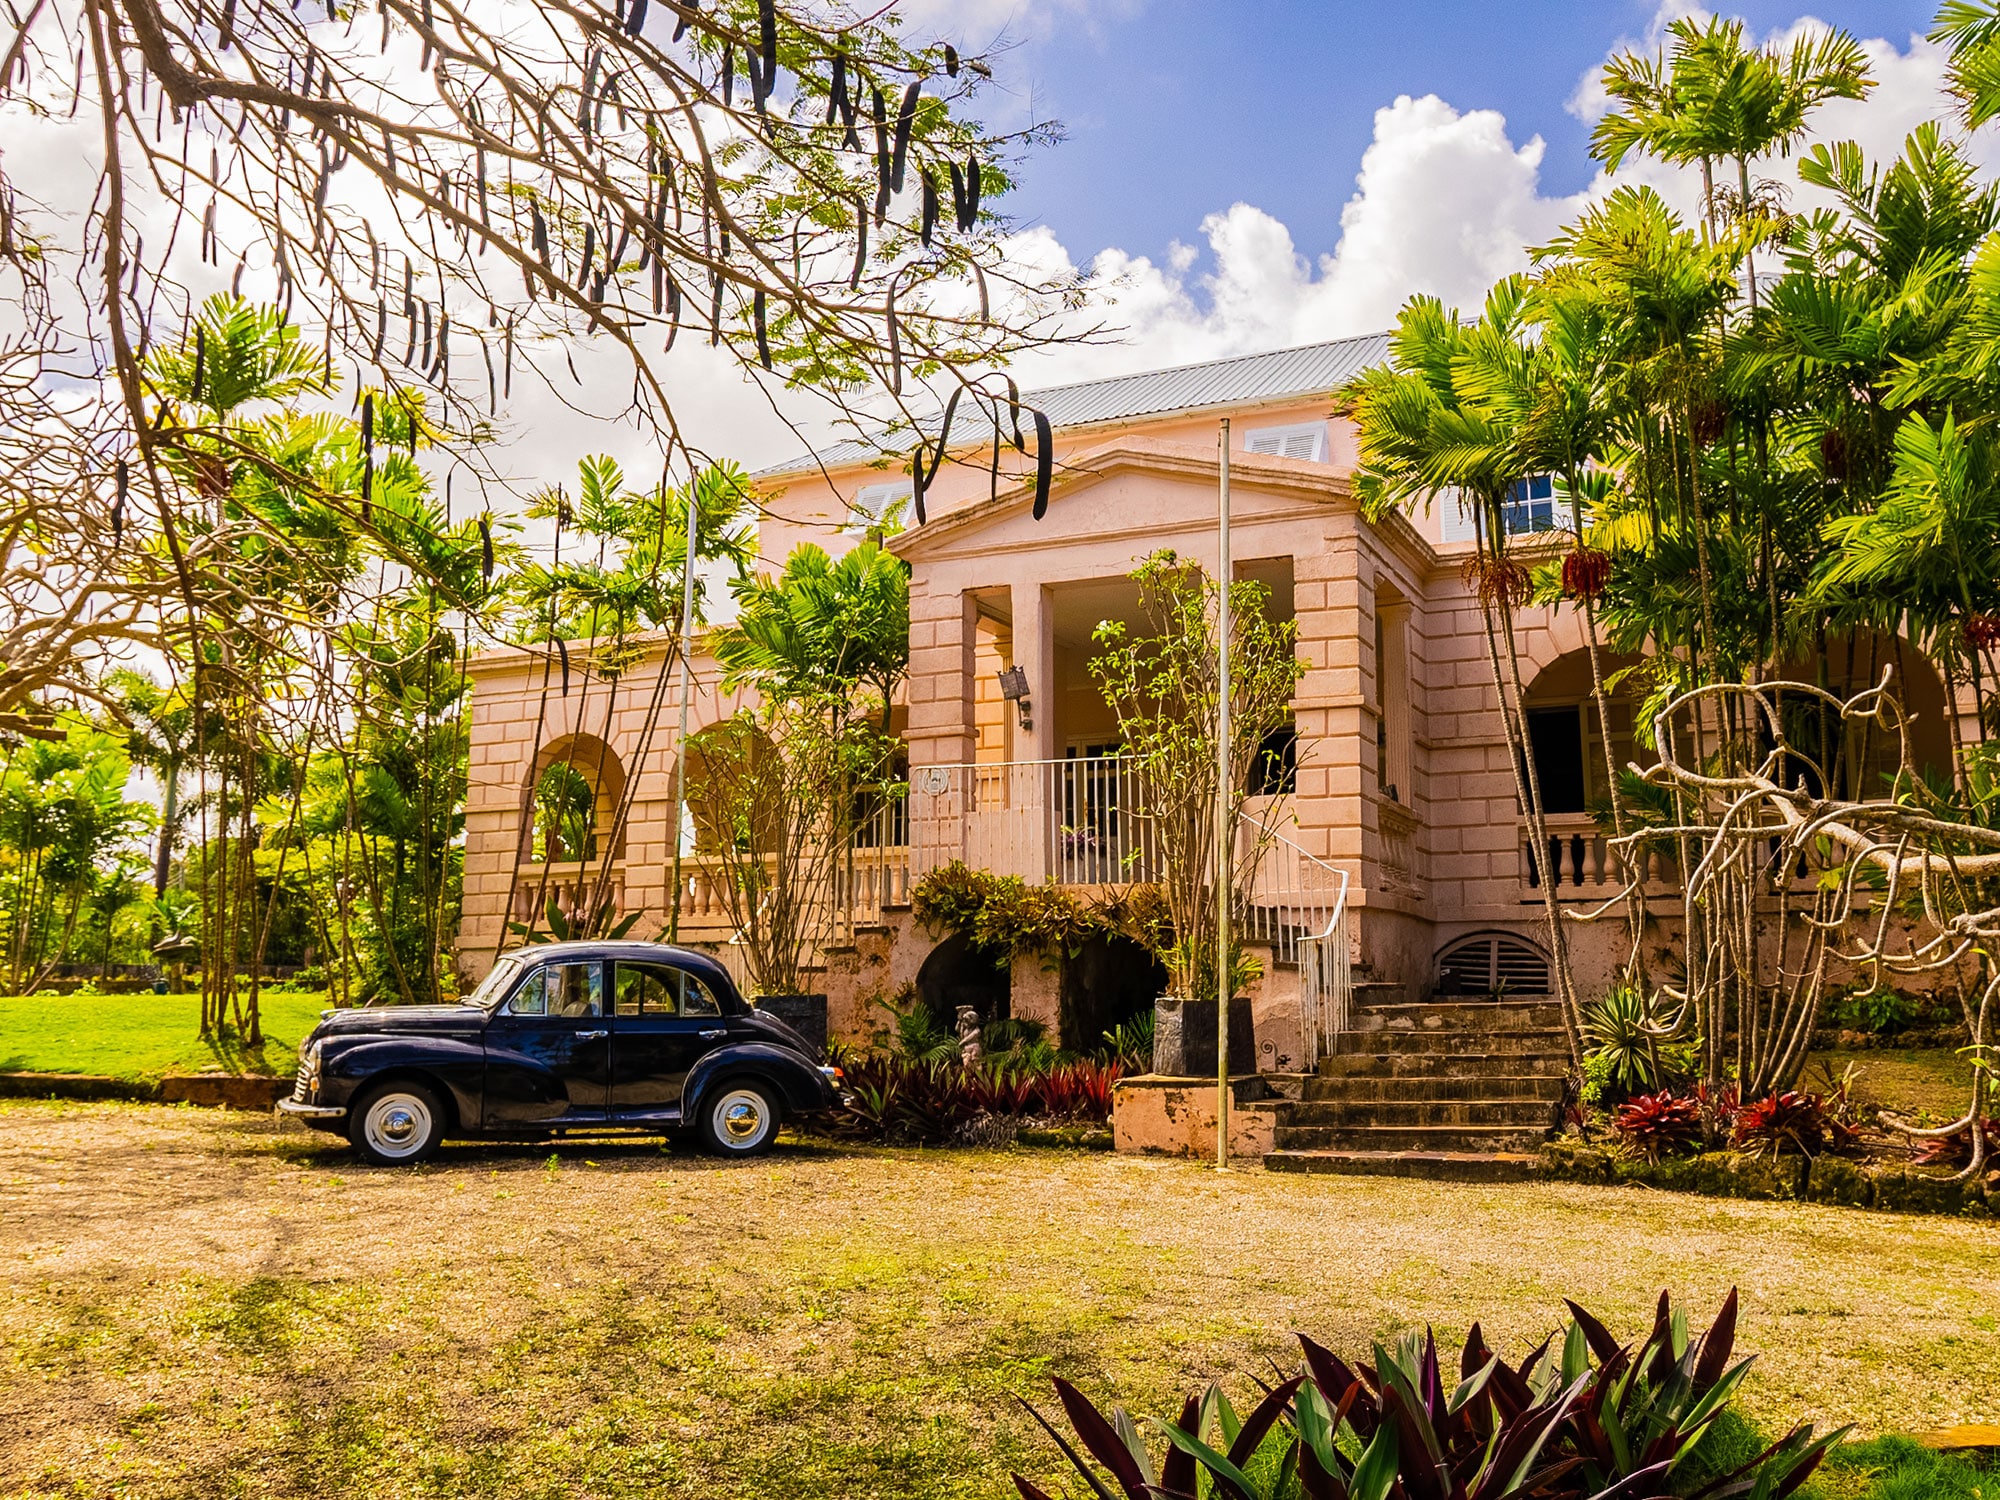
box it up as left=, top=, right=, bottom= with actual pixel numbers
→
left=495, top=940, right=736, bottom=985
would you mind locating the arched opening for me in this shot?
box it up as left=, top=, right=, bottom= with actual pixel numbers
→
left=915, top=933, right=1011, bottom=1034
left=1434, top=930, right=1551, bottom=998
left=1519, top=649, right=1650, bottom=817
left=683, top=718, right=784, bottom=854
left=1775, top=630, right=1952, bottom=795
left=520, top=734, right=627, bottom=864
left=1060, top=933, right=1167, bottom=1051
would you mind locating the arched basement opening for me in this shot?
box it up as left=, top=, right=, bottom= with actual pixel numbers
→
left=1060, top=933, right=1167, bottom=1052
left=915, top=933, right=1011, bottom=1034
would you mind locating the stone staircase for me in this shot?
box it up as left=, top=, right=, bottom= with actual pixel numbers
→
left=1263, top=996, right=1571, bottom=1181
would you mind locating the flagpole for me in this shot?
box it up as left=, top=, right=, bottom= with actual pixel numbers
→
left=1217, top=418, right=1232, bottom=1171
left=666, top=473, right=700, bottom=943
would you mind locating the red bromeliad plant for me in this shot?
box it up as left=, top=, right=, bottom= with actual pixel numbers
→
left=1612, top=1091, right=1704, bottom=1163
left=1013, top=1290, right=1844, bottom=1500
left=1033, top=1058, right=1121, bottom=1121
left=1731, top=1090, right=1859, bottom=1159
left=1914, top=1116, right=1998, bottom=1169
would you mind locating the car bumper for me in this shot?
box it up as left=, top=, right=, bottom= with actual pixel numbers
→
left=277, top=1097, right=348, bottom=1121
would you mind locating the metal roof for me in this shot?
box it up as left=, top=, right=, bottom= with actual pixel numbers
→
left=759, top=331, right=1390, bottom=478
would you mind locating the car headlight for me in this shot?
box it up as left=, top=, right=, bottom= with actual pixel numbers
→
left=818, top=1064, right=844, bottom=1087
left=303, top=1041, right=323, bottom=1095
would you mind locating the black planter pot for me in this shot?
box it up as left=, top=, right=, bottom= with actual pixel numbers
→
left=753, top=993, right=829, bottom=1054
left=1151, top=996, right=1255, bottom=1077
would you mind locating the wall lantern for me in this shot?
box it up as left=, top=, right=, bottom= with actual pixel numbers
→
left=995, top=665, right=1033, bottom=732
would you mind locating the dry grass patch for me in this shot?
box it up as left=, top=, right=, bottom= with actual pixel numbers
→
left=1, top=1100, right=1995, bottom=1499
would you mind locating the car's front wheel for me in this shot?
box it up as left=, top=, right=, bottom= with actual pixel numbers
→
left=349, top=1080, right=446, bottom=1166
left=696, top=1081, right=779, bottom=1158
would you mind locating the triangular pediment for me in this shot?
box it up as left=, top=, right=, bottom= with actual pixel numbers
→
left=887, top=436, right=1356, bottom=564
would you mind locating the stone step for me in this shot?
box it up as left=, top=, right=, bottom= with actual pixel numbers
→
left=1316, top=1051, right=1572, bottom=1080
left=1282, top=1097, right=1561, bottom=1129
left=1270, top=1122, right=1554, bottom=1154
left=1264, top=1149, right=1542, bottom=1183
left=1347, top=1001, right=1565, bottom=1033
left=1302, top=1073, right=1563, bottom=1103
left=1332, top=1028, right=1571, bottom=1058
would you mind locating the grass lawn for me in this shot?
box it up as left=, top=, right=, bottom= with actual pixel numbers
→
left=0, top=988, right=330, bottom=1080
left=1805, top=1047, right=1980, bottom=1126
left=0, top=1102, right=1995, bottom=1499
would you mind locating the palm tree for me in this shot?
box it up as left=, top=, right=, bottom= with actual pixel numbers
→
left=106, top=668, right=196, bottom=899
left=1343, top=282, right=1590, bottom=1063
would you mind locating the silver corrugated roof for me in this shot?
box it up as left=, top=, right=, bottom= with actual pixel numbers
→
left=758, top=331, right=1390, bottom=477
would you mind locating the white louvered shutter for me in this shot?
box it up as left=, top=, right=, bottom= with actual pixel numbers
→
left=1244, top=422, right=1327, bottom=462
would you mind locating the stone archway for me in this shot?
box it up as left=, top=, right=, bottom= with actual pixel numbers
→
left=915, top=933, right=1011, bottom=1034
left=520, top=733, right=628, bottom=863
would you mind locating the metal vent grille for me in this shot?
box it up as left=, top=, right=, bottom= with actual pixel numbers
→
left=1435, top=932, right=1550, bottom=997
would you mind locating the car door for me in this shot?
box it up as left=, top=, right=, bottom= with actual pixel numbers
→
left=607, top=962, right=731, bottom=1120
left=481, top=960, right=612, bottom=1127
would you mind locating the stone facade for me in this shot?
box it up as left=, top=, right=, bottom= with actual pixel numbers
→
left=459, top=358, right=1973, bottom=1054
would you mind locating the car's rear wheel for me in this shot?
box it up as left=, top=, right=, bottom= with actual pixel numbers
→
left=349, top=1080, right=446, bottom=1166
left=696, top=1082, right=779, bottom=1158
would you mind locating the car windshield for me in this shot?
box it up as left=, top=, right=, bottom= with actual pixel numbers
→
left=462, top=956, right=525, bottom=1009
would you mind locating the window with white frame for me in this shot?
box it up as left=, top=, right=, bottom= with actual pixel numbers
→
left=1243, top=421, right=1328, bottom=462
left=1503, top=474, right=1557, bottom=535
left=846, top=479, right=913, bottom=534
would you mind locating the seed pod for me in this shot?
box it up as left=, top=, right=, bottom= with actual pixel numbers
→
left=708, top=271, right=722, bottom=347
left=580, top=223, right=595, bottom=287
left=975, top=261, right=990, bottom=321
left=754, top=289, right=770, bottom=369
left=890, top=81, right=918, bottom=192
left=962, top=150, right=980, bottom=227
left=751, top=0, right=776, bottom=111
left=373, top=299, right=387, bottom=359
left=671, top=0, right=697, bottom=42
left=503, top=318, right=515, bottom=397
left=556, top=637, right=570, bottom=696
left=886, top=277, right=901, bottom=394
left=480, top=514, right=494, bottom=580
left=849, top=197, right=866, bottom=288
left=944, top=44, right=959, bottom=77
left=112, top=460, right=127, bottom=544
left=828, top=50, right=846, bottom=125
left=872, top=88, right=890, bottom=220
left=950, top=160, right=967, bottom=228
left=721, top=43, right=732, bottom=107
left=625, top=0, right=647, bottom=35
left=919, top=171, right=936, bottom=247
left=531, top=202, right=549, bottom=263
left=360, top=392, right=375, bottom=520
left=652, top=259, right=665, bottom=314
left=481, top=333, right=497, bottom=411
left=1029, top=407, right=1052, bottom=519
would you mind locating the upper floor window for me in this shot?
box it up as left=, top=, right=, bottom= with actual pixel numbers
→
left=847, top=479, right=913, bottom=534
left=1244, top=422, right=1328, bottom=463
left=1504, top=475, right=1557, bottom=535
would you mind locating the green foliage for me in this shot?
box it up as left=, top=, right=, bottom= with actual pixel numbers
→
left=1089, top=552, right=1304, bottom=1004
left=1101, top=1011, right=1156, bottom=1071
left=1017, top=1289, right=1843, bottom=1500
left=716, top=539, right=910, bottom=728
left=1583, top=984, right=1693, bottom=1098
left=1829, top=987, right=1918, bottom=1036
left=827, top=1048, right=1122, bottom=1143
left=911, top=860, right=1116, bottom=967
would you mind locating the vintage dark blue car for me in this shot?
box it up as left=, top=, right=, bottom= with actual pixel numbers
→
left=279, top=941, right=839, bottom=1165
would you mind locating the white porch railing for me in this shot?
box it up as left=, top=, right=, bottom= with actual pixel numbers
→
left=909, top=757, right=1162, bottom=884
left=1295, top=857, right=1353, bottom=1073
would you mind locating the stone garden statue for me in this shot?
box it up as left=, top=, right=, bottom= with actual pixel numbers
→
left=956, top=1005, right=984, bottom=1066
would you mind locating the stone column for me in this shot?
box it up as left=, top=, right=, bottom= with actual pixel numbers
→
left=906, top=578, right=978, bottom=873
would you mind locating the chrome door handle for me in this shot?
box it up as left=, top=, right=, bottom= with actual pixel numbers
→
left=699, top=1028, right=727, bottom=1040
left=576, top=1029, right=608, bottom=1040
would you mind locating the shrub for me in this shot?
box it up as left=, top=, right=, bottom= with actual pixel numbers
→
left=1829, top=985, right=1916, bottom=1036
left=826, top=1052, right=1121, bottom=1140
left=1582, top=984, right=1690, bottom=1098
left=1732, top=1089, right=1859, bottom=1159
left=1101, top=1011, right=1155, bottom=1070
left=1613, top=1090, right=1705, bottom=1162
left=1015, top=1288, right=1844, bottom=1500
left=1913, top=1116, right=1998, bottom=1170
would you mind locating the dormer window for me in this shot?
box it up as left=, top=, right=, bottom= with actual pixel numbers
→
left=1244, top=421, right=1328, bottom=463
left=847, top=480, right=913, bottom=534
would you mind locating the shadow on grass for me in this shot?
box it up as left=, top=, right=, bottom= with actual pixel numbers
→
left=1680, top=1410, right=1995, bottom=1499
left=266, top=1126, right=879, bottom=1175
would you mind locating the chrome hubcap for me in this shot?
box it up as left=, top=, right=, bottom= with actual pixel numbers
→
left=716, top=1090, right=768, bottom=1146
left=364, top=1094, right=432, bottom=1159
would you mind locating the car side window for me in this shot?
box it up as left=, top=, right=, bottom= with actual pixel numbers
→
left=546, top=963, right=604, bottom=1017
left=611, top=963, right=720, bottom=1016
left=506, top=963, right=602, bottom=1018
left=680, top=970, right=721, bottom=1017
left=502, top=969, right=548, bottom=1016
left=614, top=963, right=677, bottom=1016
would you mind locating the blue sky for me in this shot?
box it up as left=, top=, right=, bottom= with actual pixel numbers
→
left=994, top=0, right=1943, bottom=268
